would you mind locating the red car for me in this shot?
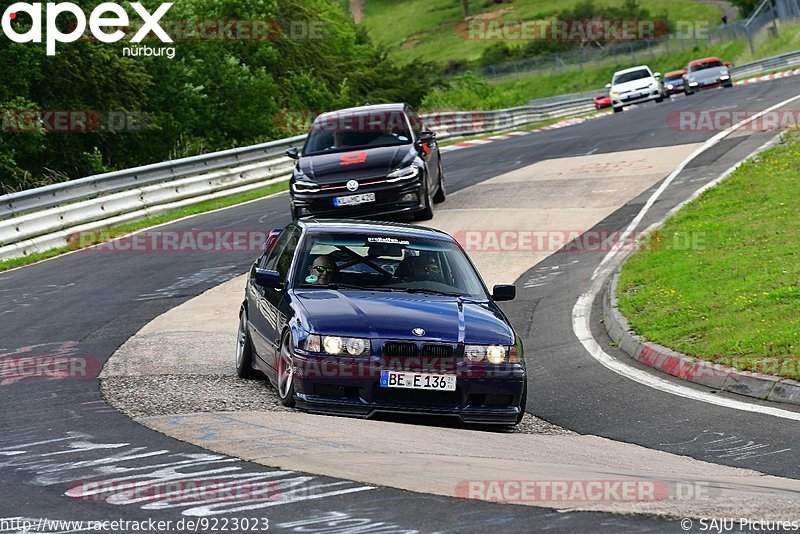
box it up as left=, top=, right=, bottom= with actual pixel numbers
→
left=594, top=94, right=612, bottom=109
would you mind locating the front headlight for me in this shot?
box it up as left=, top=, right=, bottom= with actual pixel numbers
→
left=610, top=92, right=619, bottom=99
left=304, top=334, right=370, bottom=356
left=464, top=344, right=519, bottom=363
left=292, top=179, right=319, bottom=193
left=387, top=165, right=420, bottom=181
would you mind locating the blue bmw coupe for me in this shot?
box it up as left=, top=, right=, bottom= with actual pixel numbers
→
left=236, top=219, right=527, bottom=425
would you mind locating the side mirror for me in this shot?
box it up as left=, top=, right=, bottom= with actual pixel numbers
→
left=286, top=147, right=299, bottom=159
left=492, top=284, right=516, bottom=302
left=255, top=269, right=283, bottom=289
left=653, top=72, right=661, bottom=78
left=419, top=131, right=436, bottom=143
left=605, top=83, right=612, bottom=89
left=724, top=61, right=731, bottom=67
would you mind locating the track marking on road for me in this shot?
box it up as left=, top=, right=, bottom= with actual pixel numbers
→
left=574, top=92, right=800, bottom=421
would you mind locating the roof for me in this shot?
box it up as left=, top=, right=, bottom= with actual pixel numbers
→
left=665, top=69, right=686, bottom=77
left=689, top=57, right=721, bottom=66
left=314, top=103, right=406, bottom=121
left=613, top=65, right=652, bottom=75
left=299, top=219, right=452, bottom=240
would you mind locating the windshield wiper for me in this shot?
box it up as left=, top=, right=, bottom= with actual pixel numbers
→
left=401, top=288, right=464, bottom=297
left=322, top=283, right=399, bottom=292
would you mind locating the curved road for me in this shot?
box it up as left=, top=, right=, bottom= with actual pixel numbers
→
left=1, top=77, right=799, bottom=532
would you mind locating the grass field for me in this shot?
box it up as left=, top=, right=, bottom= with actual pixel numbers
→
left=616, top=132, right=800, bottom=379
left=361, top=0, right=722, bottom=64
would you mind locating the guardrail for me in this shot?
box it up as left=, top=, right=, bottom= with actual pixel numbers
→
left=0, top=98, right=597, bottom=262
left=730, top=50, right=800, bottom=78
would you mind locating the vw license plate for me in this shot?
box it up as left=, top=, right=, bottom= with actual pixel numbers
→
left=334, top=193, right=375, bottom=207
left=380, top=370, right=456, bottom=391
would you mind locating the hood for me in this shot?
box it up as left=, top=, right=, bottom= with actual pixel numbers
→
left=612, top=78, right=656, bottom=93
left=294, top=290, right=514, bottom=345
left=298, top=145, right=416, bottom=185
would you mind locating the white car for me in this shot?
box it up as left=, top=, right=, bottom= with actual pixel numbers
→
left=606, top=65, right=666, bottom=113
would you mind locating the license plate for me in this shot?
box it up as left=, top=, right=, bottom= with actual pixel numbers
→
left=380, top=370, right=456, bottom=391
left=334, top=193, right=375, bottom=207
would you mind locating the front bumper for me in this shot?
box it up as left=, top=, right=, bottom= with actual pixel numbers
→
left=613, top=89, right=661, bottom=108
left=290, top=352, right=526, bottom=425
left=291, top=178, right=425, bottom=219
left=688, top=76, right=731, bottom=90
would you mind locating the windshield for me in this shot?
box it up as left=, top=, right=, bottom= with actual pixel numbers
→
left=690, top=60, right=723, bottom=72
left=665, top=76, right=683, bottom=83
left=303, top=110, right=412, bottom=156
left=294, top=233, right=488, bottom=299
left=612, top=69, right=651, bottom=85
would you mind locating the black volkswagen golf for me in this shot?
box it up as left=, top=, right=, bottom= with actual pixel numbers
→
left=287, top=104, right=446, bottom=221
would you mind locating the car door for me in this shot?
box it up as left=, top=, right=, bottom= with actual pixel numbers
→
left=261, top=226, right=301, bottom=368
left=248, top=227, right=294, bottom=364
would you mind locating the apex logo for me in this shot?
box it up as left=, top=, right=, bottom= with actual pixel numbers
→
left=1, top=2, right=173, bottom=55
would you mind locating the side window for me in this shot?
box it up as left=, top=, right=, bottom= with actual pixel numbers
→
left=274, top=230, right=300, bottom=281
left=262, top=229, right=293, bottom=270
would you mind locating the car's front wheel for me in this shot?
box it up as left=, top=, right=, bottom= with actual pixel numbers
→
left=235, top=310, right=259, bottom=379
left=613, top=106, right=623, bottom=113
left=433, top=161, right=446, bottom=204
left=516, top=381, right=528, bottom=425
left=276, top=332, right=296, bottom=407
left=414, top=178, right=435, bottom=221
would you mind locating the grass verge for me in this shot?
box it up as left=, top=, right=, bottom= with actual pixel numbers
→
left=0, top=181, right=290, bottom=273
left=616, top=131, right=800, bottom=379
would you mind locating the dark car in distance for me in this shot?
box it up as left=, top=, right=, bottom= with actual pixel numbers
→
left=287, top=104, right=446, bottom=221
left=663, top=69, right=687, bottom=95
left=236, top=220, right=527, bottom=425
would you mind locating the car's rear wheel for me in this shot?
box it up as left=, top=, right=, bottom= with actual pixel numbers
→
left=433, top=161, right=446, bottom=204
left=235, top=310, right=259, bottom=379
left=276, top=332, right=296, bottom=407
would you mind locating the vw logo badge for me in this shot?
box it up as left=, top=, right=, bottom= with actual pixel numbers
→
left=412, top=328, right=425, bottom=337
left=346, top=180, right=359, bottom=192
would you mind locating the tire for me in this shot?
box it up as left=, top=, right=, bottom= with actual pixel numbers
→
left=235, top=310, right=259, bottom=379
left=414, top=179, right=435, bottom=221
left=276, top=331, right=296, bottom=407
left=613, top=106, right=623, bottom=113
left=655, top=96, right=663, bottom=103
left=433, top=161, right=446, bottom=204
left=514, top=381, right=528, bottom=425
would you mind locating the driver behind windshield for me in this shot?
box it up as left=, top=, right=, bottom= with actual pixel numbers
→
left=307, top=254, right=336, bottom=285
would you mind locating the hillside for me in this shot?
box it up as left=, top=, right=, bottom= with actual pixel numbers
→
left=358, top=0, right=724, bottom=64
